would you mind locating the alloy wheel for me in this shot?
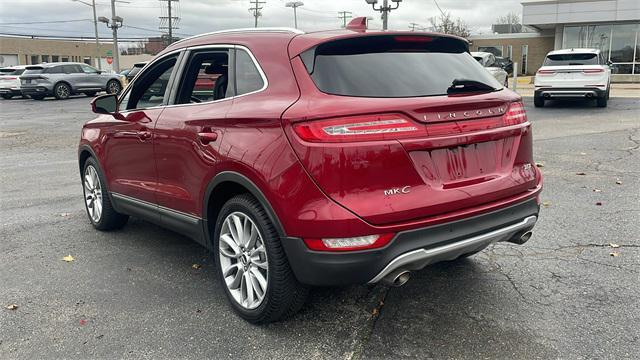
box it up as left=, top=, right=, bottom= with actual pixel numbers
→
left=107, top=81, right=121, bottom=94
left=83, top=165, right=103, bottom=223
left=218, top=211, right=269, bottom=310
left=56, top=84, right=70, bottom=99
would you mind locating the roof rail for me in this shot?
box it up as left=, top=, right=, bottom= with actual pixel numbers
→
left=172, top=27, right=304, bottom=46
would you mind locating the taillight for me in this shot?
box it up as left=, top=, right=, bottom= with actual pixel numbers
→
left=536, top=69, right=555, bottom=75
left=583, top=68, right=604, bottom=74
left=2, top=77, right=17, bottom=80
left=303, top=234, right=395, bottom=252
left=502, top=102, right=528, bottom=126
left=293, top=113, right=425, bottom=142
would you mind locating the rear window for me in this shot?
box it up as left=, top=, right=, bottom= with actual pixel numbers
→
left=23, top=67, right=44, bottom=75
left=0, top=68, right=22, bottom=75
left=544, top=53, right=599, bottom=66
left=300, top=35, right=501, bottom=98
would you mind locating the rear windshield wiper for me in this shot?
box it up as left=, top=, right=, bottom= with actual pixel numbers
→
left=447, top=78, right=498, bottom=94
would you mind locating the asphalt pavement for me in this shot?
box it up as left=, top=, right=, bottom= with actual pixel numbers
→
left=1, top=95, right=638, bottom=359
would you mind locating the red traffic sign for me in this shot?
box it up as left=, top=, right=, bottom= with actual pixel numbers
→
left=106, top=56, right=113, bottom=65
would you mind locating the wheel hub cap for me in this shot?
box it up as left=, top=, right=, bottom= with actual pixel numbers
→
left=218, top=212, right=268, bottom=310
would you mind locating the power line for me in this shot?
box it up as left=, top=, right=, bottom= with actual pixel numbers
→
left=249, top=0, right=266, bottom=28
left=337, top=11, right=352, bottom=28
left=0, top=19, right=91, bottom=25
left=433, top=0, right=446, bottom=17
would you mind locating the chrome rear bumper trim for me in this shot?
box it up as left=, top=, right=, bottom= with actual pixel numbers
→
left=368, top=215, right=538, bottom=284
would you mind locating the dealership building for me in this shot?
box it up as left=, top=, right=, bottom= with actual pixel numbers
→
left=470, top=0, right=640, bottom=80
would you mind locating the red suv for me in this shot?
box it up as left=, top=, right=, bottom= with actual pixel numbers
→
left=79, top=21, right=542, bottom=323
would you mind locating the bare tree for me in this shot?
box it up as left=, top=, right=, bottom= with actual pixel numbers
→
left=429, top=11, right=471, bottom=38
left=496, top=12, right=521, bottom=25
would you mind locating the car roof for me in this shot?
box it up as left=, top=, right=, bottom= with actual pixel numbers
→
left=548, top=48, right=600, bottom=55
left=32, top=62, right=90, bottom=68
left=0, top=65, right=28, bottom=70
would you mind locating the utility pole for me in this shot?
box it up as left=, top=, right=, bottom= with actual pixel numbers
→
left=409, top=22, right=420, bottom=31
left=98, top=0, right=123, bottom=72
left=285, top=2, right=304, bottom=29
left=338, top=11, right=352, bottom=28
left=249, top=0, right=266, bottom=28
left=71, top=0, right=101, bottom=69
left=365, top=0, right=402, bottom=30
left=159, top=0, right=179, bottom=45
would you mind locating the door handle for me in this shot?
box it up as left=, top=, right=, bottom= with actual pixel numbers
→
left=197, top=131, right=218, bottom=144
left=137, top=131, right=152, bottom=140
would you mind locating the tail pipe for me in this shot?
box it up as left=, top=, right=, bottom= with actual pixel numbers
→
left=381, top=269, right=411, bottom=287
left=507, top=230, right=533, bottom=245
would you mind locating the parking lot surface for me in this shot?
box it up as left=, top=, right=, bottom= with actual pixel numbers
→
left=1, top=95, right=639, bottom=359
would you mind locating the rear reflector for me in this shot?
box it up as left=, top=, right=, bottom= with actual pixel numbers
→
left=536, top=70, right=556, bottom=75
left=293, top=114, right=424, bottom=142
left=502, top=102, right=528, bottom=126
left=583, top=68, right=604, bottom=74
left=304, top=234, right=395, bottom=252
left=1, top=77, right=17, bottom=80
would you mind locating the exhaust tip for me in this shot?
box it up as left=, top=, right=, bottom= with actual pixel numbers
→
left=508, top=231, right=533, bottom=245
left=393, top=271, right=411, bottom=287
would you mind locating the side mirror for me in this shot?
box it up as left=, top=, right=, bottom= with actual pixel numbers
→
left=96, top=70, right=102, bottom=74
left=91, top=94, right=118, bottom=115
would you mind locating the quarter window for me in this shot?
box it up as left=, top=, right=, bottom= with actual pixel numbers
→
left=121, top=54, right=177, bottom=110
left=235, top=49, right=264, bottom=96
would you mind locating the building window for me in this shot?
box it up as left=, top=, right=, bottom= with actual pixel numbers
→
left=52, top=55, right=59, bottom=62
left=61, top=56, right=69, bottom=62
left=30, top=55, right=40, bottom=65
left=84, top=57, right=92, bottom=65
left=41, top=55, right=50, bottom=63
left=521, top=45, right=528, bottom=75
left=564, top=23, right=639, bottom=75
left=478, top=45, right=504, bottom=57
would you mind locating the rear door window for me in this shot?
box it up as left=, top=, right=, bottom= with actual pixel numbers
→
left=175, top=49, right=230, bottom=104
left=301, top=35, right=501, bottom=98
left=543, top=53, right=599, bottom=66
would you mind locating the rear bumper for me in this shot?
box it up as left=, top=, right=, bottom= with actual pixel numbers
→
left=20, top=86, right=52, bottom=96
left=535, top=87, right=606, bottom=99
left=0, top=88, right=21, bottom=95
left=281, top=197, right=540, bottom=286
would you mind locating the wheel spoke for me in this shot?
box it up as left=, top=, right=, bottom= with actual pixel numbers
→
left=228, top=267, right=244, bottom=290
left=250, top=267, right=267, bottom=296
left=222, top=262, right=239, bottom=278
left=220, top=233, right=241, bottom=256
left=246, top=224, right=259, bottom=249
left=231, top=215, right=244, bottom=245
left=244, top=271, right=255, bottom=306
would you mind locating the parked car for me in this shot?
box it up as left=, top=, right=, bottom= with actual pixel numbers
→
left=79, top=23, right=542, bottom=323
left=534, top=48, right=611, bottom=107
left=471, top=51, right=509, bottom=87
left=495, top=56, right=514, bottom=75
left=20, top=62, right=122, bottom=100
left=0, top=65, right=27, bottom=99
left=126, top=61, right=147, bottom=83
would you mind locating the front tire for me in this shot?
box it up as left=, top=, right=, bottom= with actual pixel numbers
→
left=534, top=95, right=545, bottom=108
left=106, top=80, right=121, bottom=95
left=1, top=94, right=12, bottom=100
left=82, top=157, right=128, bottom=230
left=54, top=82, right=71, bottom=100
left=213, top=194, right=308, bottom=324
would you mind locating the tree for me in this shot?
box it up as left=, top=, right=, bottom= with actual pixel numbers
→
left=429, top=11, right=471, bottom=38
left=495, top=12, right=521, bottom=25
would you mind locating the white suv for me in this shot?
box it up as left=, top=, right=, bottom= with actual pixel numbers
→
left=534, top=48, right=611, bottom=108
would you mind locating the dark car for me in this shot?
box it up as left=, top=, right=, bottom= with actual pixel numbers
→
left=78, top=19, right=542, bottom=323
left=20, top=62, right=122, bottom=100
left=495, top=56, right=514, bottom=75
left=126, top=61, right=147, bottom=83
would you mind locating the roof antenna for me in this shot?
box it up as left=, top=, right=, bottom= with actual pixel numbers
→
left=346, top=16, right=367, bottom=32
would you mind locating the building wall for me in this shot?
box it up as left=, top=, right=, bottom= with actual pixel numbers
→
left=0, top=37, right=113, bottom=68
left=523, top=0, right=640, bottom=26
left=469, top=36, right=555, bottom=75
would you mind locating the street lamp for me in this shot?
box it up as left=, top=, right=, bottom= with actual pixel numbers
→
left=365, top=0, right=402, bottom=30
left=285, top=2, right=304, bottom=29
left=71, top=0, right=101, bottom=70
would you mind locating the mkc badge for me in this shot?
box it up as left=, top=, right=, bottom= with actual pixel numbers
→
left=384, top=186, right=411, bottom=196
left=423, top=106, right=506, bottom=122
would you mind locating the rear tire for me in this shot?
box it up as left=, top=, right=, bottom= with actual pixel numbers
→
left=597, top=96, right=607, bottom=108
left=534, top=95, right=545, bottom=108
left=106, top=80, right=121, bottom=95
left=54, top=82, right=71, bottom=100
left=213, top=194, right=308, bottom=324
left=1, top=94, right=12, bottom=99
left=82, top=157, right=129, bottom=231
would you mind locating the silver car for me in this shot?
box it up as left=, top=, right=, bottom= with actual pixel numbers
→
left=471, top=52, right=509, bottom=88
left=20, top=62, right=122, bottom=100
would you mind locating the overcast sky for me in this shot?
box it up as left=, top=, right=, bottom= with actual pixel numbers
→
left=0, top=0, right=524, bottom=43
